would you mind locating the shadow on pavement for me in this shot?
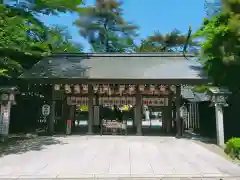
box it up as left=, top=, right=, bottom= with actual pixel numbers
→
left=183, top=130, right=217, bottom=144
left=0, top=135, right=67, bottom=157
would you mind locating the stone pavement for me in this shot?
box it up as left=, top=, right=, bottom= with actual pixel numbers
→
left=0, top=135, right=240, bottom=179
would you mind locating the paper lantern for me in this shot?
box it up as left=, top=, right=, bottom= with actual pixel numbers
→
left=129, top=85, right=135, bottom=95
left=150, top=85, right=155, bottom=91
left=170, top=85, right=176, bottom=92
left=119, top=85, right=125, bottom=91
left=119, top=85, right=125, bottom=95
left=54, top=84, right=60, bottom=91
left=64, top=84, right=71, bottom=94
left=103, top=84, right=109, bottom=91
left=74, top=85, right=80, bottom=94
left=139, top=85, right=145, bottom=91
left=108, top=87, right=112, bottom=96
left=82, top=84, right=88, bottom=91
left=93, top=84, right=99, bottom=92
left=99, top=86, right=104, bottom=94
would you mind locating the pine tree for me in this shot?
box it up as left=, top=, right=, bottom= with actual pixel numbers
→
left=137, top=29, right=199, bottom=53
left=75, top=0, right=138, bottom=52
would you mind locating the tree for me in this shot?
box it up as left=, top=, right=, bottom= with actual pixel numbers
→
left=195, top=0, right=240, bottom=138
left=3, top=0, right=82, bottom=14
left=75, top=0, right=138, bottom=52
left=0, top=0, right=83, bottom=77
left=47, top=25, right=83, bottom=53
left=136, top=29, right=199, bottom=53
left=195, top=0, right=240, bottom=89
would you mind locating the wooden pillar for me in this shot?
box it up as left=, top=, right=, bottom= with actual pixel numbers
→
left=88, top=84, right=94, bottom=134
left=48, top=86, right=56, bottom=134
left=69, top=106, right=75, bottom=122
left=175, top=85, right=181, bottom=137
left=135, top=85, right=142, bottom=135
left=49, top=99, right=56, bottom=135
left=166, top=93, right=173, bottom=133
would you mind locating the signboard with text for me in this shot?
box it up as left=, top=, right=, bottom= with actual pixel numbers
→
left=67, top=96, right=168, bottom=106
left=42, top=104, right=50, bottom=116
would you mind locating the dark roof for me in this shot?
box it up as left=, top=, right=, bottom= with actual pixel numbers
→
left=181, top=86, right=195, bottom=99
left=19, top=53, right=208, bottom=83
left=181, top=85, right=210, bottom=102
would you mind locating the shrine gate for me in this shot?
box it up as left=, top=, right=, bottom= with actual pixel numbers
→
left=19, top=53, right=208, bottom=136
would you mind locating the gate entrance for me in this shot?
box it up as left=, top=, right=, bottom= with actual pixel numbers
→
left=142, top=106, right=167, bottom=135
left=67, top=95, right=170, bottom=135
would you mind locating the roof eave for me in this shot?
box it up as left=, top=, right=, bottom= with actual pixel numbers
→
left=17, top=77, right=210, bottom=85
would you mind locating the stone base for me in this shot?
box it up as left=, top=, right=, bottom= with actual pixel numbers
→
left=86, top=132, right=94, bottom=135
left=136, top=132, right=143, bottom=136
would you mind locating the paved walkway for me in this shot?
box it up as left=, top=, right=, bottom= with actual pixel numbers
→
left=0, top=135, right=240, bottom=179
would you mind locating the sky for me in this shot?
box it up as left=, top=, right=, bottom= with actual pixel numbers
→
left=39, top=0, right=206, bottom=52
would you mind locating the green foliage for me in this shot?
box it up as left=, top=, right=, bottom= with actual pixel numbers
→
left=5, top=0, right=82, bottom=14
left=224, top=137, right=240, bottom=159
left=195, top=0, right=240, bottom=88
left=75, top=0, right=138, bottom=52
left=137, top=29, right=199, bottom=52
left=0, top=1, right=83, bottom=77
left=46, top=25, right=83, bottom=53
left=191, top=84, right=212, bottom=93
left=0, top=69, right=8, bottom=77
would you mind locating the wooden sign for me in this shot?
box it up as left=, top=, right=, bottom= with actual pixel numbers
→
left=67, top=96, right=96, bottom=105
left=67, top=96, right=167, bottom=106
left=142, top=97, right=168, bottom=106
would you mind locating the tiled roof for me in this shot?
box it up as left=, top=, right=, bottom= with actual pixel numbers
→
left=19, top=53, right=208, bottom=81
left=181, top=86, right=210, bottom=102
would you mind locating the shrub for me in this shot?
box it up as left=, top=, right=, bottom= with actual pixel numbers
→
left=224, top=137, right=240, bottom=159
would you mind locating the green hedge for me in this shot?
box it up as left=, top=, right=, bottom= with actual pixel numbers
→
left=224, top=137, right=240, bottom=159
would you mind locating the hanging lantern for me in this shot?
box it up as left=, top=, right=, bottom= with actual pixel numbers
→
left=129, top=85, right=135, bottom=95
left=119, top=84, right=125, bottom=95
left=93, top=84, right=99, bottom=92
left=74, top=85, right=80, bottom=94
left=65, top=84, right=71, bottom=94
left=150, top=84, right=155, bottom=92
left=164, top=85, right=169, bottom=94
left=108, top=86, right=112, bottom=96
left=139, top=85, right=145, bottom=91
left=154, top=86, right=160, bottom=95
left=103, top=84, right=109, bottom=91
left=82, top=84, right=88, bottom=91
left=54, top=84, right=60, bottom=91
left=100, top=88, right=104, bottom=94
left=160, top=85, right=166, bottom=92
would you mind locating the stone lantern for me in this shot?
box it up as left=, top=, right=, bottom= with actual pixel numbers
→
left=208, top=87, right=231, bottom=146
left=0, top=86, right=18, bottom=141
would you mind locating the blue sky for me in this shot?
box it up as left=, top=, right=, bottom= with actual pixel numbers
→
left=39, top=0, right=205, bottom=51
